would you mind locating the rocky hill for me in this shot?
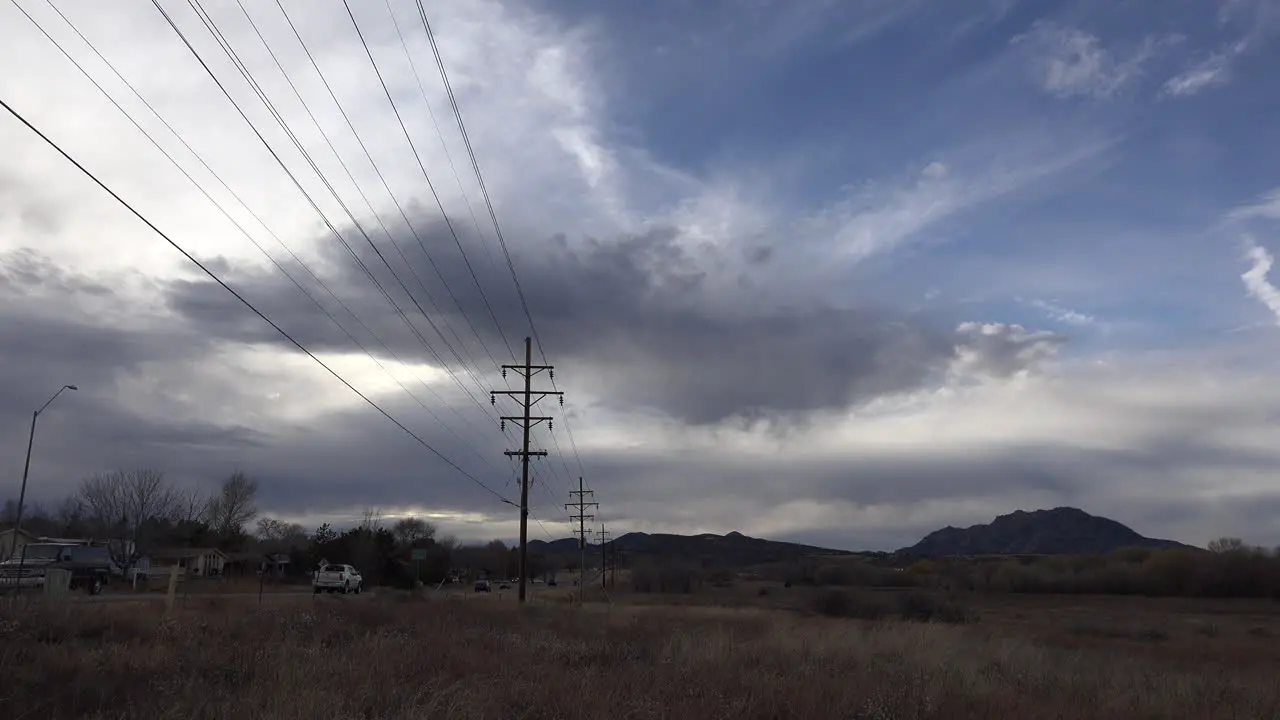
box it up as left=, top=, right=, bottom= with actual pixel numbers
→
left=897, top=507, right=1193, bottom=557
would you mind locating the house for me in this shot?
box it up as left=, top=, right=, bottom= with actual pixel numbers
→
left=223, top=551, right=292, bottom=577
left=146, top=548, right=227, bottom=577
left=262, top=553, right=291, bottom=575
left=0, top=528, right=38, bottom=561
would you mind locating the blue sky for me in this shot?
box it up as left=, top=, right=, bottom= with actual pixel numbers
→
left=527, top=0, right=1280, bottom=348
left=2, top=0, right=1280, bottom=549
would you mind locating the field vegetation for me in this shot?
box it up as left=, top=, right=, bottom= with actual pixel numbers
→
left=3, top=586, right=1278, bottom=720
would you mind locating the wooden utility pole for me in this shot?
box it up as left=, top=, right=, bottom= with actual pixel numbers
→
left=609, top=544, right=618, bottom=589
left=492, top=336, right=562, bottom=603
left=565, top=476, right=596, bottom=604
left=598, top=523, right=611, bottom=590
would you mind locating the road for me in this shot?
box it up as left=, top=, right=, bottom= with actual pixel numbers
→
left=66, top=590, right=379, bottom=603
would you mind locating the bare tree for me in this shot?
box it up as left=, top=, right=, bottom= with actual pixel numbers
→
left=359, top=506, right=384, bottom=534
left=76, top=469, right=180, bottom=571
left=255, top=517, right=307, bottom=550
left=1208, top=537, right=1246, bottom=554
left=204, top=470, right=258, bottom=541
left=391, top=516, right=436, bottom=547
left=55, top=496, right=88, bottom=536
left=175, top=485, right=209, bottom=526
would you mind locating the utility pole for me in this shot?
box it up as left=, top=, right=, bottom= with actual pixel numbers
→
left=565, top=476, right=596, bottom=604
left=610, top=544, right=618, bottom=589
left=492, top=336, right=562, bottom=603
left=598, top=523, right=611, bottom=590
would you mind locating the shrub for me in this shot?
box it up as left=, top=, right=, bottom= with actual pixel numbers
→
left=895, top=591, right=972, bottom=624
left=810, top=589, right=891, bottom=620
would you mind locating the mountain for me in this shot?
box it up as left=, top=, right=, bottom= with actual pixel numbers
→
left=528, top=530, right=856, bottom=568
left=897, top=507, right=1194, bottom=557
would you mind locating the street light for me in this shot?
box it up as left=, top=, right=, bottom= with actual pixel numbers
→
left=7, top=384, right=77, bottom=593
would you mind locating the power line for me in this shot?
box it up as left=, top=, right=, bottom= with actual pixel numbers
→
left=417, top=3, right=591, bottom=494
left=186, top=0, right=494, bottom=407
left=270, top=0, right=525, bottom=440
left=377, top=0, right=506, bottom=343
left=18, top=0, right=501, bottom=471
left=153, top=0, right=502, bottom=429
left=224, top=0, right=496, bottom=394
left=0, top=94, right=516, bottom=509
left=341, top=0, right=515, bottom=363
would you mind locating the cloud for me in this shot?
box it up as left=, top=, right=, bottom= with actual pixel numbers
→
left=1026, top=298, right=1099, bottom=328
left=802, top=138, right=1113, bottom=262
left=1013, top=22, right=1170, bottom=99
left=1241, top=239, right=1280, bottom=325
left=6, top=0, right=1280, bottom=554
left=162, top=223, right=1067, bottom=427
left=1161, top=35, right=1256, bottom=98
left=950, top=322, right=1066, bottom=380
left=6, top=247, right=1280, bottom=551
left=1162, top=48, right=1236, bottom=97
left=1228, top=187, right=1280, bottom=222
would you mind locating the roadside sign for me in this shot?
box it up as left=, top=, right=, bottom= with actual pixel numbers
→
left=410, top=548, right=427, bottom=561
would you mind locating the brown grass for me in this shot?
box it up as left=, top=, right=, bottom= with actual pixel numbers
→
left=2, top=591, right=1278, bottom=719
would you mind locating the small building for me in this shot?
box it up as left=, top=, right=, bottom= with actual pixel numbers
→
left=147, top=548, right=227, bottom=577
left=0, top=528, right=38, bottom=561
left=224, top=551, right=292, bottom=577
left=262, top=553, right=291, bottom=575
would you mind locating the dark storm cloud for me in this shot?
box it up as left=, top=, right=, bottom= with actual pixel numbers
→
left=5, top=249, right=1279, bottom=549
left=0, top=251, right=540, bottom=519
left=163, top=219, right=1057, bottom=424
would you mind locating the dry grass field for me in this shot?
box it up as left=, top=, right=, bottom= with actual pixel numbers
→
left=1, top=587, right=1278, bottom=720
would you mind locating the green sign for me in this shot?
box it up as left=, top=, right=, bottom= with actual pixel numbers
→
left=410, top=549, right=428, bottom=561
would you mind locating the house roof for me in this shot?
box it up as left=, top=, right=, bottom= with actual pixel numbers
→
left=225, top=551, right=292, bottom=563
left=150, top=547, right=228, bottom=560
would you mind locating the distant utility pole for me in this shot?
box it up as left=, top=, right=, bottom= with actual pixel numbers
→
left=565, top=476, right=596, bottom=605
left=492, top=336, right=562, bottom=604
left=609, top=544, right=618, bottom=589
left=598, top=523, right=611, bottom=590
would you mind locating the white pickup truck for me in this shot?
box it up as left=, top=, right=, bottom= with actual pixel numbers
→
left=312, top=563, right=362, bottom=594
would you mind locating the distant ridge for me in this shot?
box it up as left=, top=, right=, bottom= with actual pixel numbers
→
left=897, top=507, right=1195, bottom=557
left=529, top=530, right=855, bottom=568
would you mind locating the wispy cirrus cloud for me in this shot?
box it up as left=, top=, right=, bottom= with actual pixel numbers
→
left=803, top=136, right=1116, bottom=263
left=1162, top=40, right=1248, bottom=98
left=1013, top=21, right=1176, bottom=99
left=1241, top=239, right=1280, bottom=325
left=1026, top=298, right=1099, bottom=328
left=1228, top=187, right=1280, bottom=222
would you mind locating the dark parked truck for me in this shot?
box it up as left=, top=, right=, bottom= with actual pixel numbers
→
left=0, top=543, right=113, bottom=595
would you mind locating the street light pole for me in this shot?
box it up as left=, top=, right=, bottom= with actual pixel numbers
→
left=8, top=384, right=77, bottom=593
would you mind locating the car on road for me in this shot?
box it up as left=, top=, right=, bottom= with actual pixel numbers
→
left=474, top=580, right=491, bottom=592
left=312, top=563, right=362, bottom=594
left=498, top=582, right=511, bottom=590
left=0, top=543, right=113, bottom=595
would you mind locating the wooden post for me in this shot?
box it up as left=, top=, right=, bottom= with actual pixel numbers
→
left=165, top=565, right=179, bottom=613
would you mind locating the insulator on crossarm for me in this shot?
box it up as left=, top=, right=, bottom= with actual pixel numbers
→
left=549, top=369, right=554, bottom=380
left=490, top=393, right=496, bottom=405
left=501, top=420, right=506, bottom=431
left=502, top=368, right=507, bottom=378
left=548, top=420, right=553, bottom=431
left=559, top=396, right=564, bottom=406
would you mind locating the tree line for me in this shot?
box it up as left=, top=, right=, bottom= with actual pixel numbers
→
left=777, top=539, right=1280, bottom=600
left=2, top=467, right=552, bottom=588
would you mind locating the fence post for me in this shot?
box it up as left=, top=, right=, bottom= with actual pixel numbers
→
left=43, top=568, right=71, bottom=601
left=165, top=565, right=179, bottom=614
